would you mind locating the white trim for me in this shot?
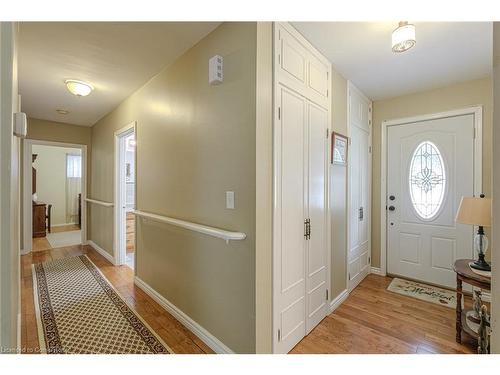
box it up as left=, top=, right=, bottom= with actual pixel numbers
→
left=22, top=139, right=87, bottom=254
left=380, top=106, right=483, bottom=277
left=114, top=122, right=136, bottom=267
left=87, top=240, right=116, bottom=265
left=370, top=267, right=384, bottom=276
left=329, top=289, right=349, bottom=314
left=85, top=198, right=114, bottom=207
left=133, top=210, right=246, bottom=243
left=134, top=276, right=234, bottom=354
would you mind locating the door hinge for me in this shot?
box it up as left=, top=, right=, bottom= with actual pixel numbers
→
left=327, top=89, right=329, bottom=97
left=326, top=289, right=329, bottom=301
left=326, top=129, right=329, bottom=138
left=369, top=146, right=372, bottom=153
left=368, top=256, right=371, bottom=264
left=278, top=107, right=281, bottom=120
left=277, top=329, right=281, bottom=341
left=348, top=272, right=351, bottom=280
left=359, top=206, right=364, bottom=221
left=473, top=127, right=476, bottom=139
left=278, top=54, right=281, bottom=64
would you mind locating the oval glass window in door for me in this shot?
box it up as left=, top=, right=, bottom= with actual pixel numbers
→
left=408, top=141, right=446, bottom=219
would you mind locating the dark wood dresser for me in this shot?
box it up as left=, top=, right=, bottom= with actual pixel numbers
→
left=33, top=201, right=47, bottom=238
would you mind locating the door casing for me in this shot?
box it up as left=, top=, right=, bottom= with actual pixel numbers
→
left=114, top=122, right=136, bottom=267
left=380, top=107, right=483, bottom=276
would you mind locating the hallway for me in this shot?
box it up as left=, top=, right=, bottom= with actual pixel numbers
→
left=21, top=245, right=213, bottom=354
left=21, top=245, right=476, bottom=354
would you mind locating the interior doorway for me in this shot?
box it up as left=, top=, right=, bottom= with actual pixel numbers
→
left=22, top=140, right=87, bottom=253
left=115, top=122, right=136, bottom=269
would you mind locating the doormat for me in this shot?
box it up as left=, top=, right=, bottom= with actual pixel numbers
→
left=32, top=255, right=172, bottom=353
left=387, top=277, right=457, bottom=309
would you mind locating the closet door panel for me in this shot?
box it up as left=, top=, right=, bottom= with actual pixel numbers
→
left=306, top=101, right=328, bottom=333
left=275, top=85, right=307, bottom=353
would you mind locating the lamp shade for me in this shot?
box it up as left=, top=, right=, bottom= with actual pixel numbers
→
left=455, top=196, right=492, bottom=226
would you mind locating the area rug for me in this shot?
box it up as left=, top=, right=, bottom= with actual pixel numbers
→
left=387, top=277, right=458, bottom=309
left=32, top=255, right=172, bottom=354
left=46, top=230, right=82, bottom=248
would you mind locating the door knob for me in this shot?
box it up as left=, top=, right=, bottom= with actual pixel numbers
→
left=389, top=195, right=395, bottom=201
left=388, top=205, right=396, bottom=211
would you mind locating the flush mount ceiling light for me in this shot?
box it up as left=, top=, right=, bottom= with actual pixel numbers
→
left=65, top=79, right=94, bottom=97
left=392, top=21, right=416, bottom=53
left=56, top=109, right=69, bottom=115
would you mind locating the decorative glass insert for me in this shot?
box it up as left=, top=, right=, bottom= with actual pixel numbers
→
left=409, top=141, right=446, bottom=219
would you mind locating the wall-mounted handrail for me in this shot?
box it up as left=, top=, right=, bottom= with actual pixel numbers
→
left=132, top=210, right=246, bottom=243
left=85, top=198, right=114, bottom=207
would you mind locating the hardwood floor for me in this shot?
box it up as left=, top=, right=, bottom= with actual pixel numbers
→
left=51, top=224, right=80, bottom=233
left=22, top=247, right=476, bottom=354
left=21, top=245, right=213, bottom=354
left=126, top=212, right=135, bottom=254
left=291, top=274, right=476, bottom=354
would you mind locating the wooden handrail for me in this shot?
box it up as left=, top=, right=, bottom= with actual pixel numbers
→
left=132, top=210, right=246, bottom=243
left=85, top=198, right=114, bottom=207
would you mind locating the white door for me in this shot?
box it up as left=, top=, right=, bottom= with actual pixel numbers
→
left=348, top=85, right=371, bottom=291
left=274, top=85, right=307, bottom=354
left=387, top=114, right=475, bottom=288
left=305, top=101, right=328, bottom=334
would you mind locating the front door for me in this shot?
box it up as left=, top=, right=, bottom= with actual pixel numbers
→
left=387, top=113, right=476, bottom=288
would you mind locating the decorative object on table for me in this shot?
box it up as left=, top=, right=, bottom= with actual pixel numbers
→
left=331, top=132, right=348, bottom=165
left=468, top=263, right=491, bottom=277
left=387, top=278, right=458, bottom=308
left=453, top=259, right=491, bottom=344
left=477, top=305, right=490, bottom=354
left=455, top=194, right=492, bottom=271
left=472, top=290, right=482, bottom=322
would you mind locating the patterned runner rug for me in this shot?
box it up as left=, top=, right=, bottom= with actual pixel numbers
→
left=387, top=277, right=458, bottom=309
left=32, top=255, right=172, bottom=354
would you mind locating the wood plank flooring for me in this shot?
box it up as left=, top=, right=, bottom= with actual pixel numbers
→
left=22, top=247, right=476, bottom=354
left=21, top=245, right=213, bottom=354
left=291, top=274, right=476, bottom=354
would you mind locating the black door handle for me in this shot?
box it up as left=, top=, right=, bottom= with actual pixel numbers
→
left=388, top=206, right=396, bottom=211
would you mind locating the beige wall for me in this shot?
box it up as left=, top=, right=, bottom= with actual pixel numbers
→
left=255, top=22, right=273, bottom=353
left=89, top=22, right=257, bottom=353
left=32, top=145, right=81, bottom=226
left=371, top=77, right=493, bottom=268
left=330, top=68, right=348, bottom=299
left=491, top=22, right=499, bottom=354
left=27, top=118, right=92, bottom=146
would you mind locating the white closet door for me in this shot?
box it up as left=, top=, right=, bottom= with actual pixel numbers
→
left=306, top=101, right=328, bottom=333
left=274, top=84, right=307, bottom=354
left=348, top=85, right=371, bottom=291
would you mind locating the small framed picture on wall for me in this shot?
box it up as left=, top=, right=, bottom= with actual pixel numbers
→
left=331, top=132, right=348, bottom=165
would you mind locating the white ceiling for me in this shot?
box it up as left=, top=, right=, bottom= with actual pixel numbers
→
left=19, top=22, right=220, bottom=126
left=292, top=22, right=492, bottom=100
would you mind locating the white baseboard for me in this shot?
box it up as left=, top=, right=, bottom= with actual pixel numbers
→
left=134, top=276, right=234, bottom=354
left=87, top=240, right=116, bottom=265
left=20, top=248, right=31, bottom=256
left=52, top=222, right=77, bottom=227
left=329, top=289, right=349, bottom=314
left=370, top=267, right=385, bottom=276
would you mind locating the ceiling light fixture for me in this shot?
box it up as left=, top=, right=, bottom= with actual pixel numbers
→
left=56, top=109, right=69, bottom=115
left=65, top=79, right=94, bottom=97
left=392, top=21, right=416, bottom=53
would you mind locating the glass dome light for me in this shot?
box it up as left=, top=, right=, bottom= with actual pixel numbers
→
left=392, top=21, right=416, bottom=53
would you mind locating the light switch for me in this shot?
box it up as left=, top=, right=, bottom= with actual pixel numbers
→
left=226, top=191, right=235, bottom=209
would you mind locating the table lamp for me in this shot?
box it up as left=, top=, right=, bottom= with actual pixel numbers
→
left=455, top=194, right=492, bottom=271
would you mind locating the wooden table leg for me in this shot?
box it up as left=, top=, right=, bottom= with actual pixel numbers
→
left=456, top=276, right=462, bottom=343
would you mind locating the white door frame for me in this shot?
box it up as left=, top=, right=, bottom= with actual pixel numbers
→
left=346, top=81, right=372, bottom=290
left=22, top=139, right=88, bottom=254
left=114, top=121, right=136, bottom=267
left=380, top=106, right=483, bottom=276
